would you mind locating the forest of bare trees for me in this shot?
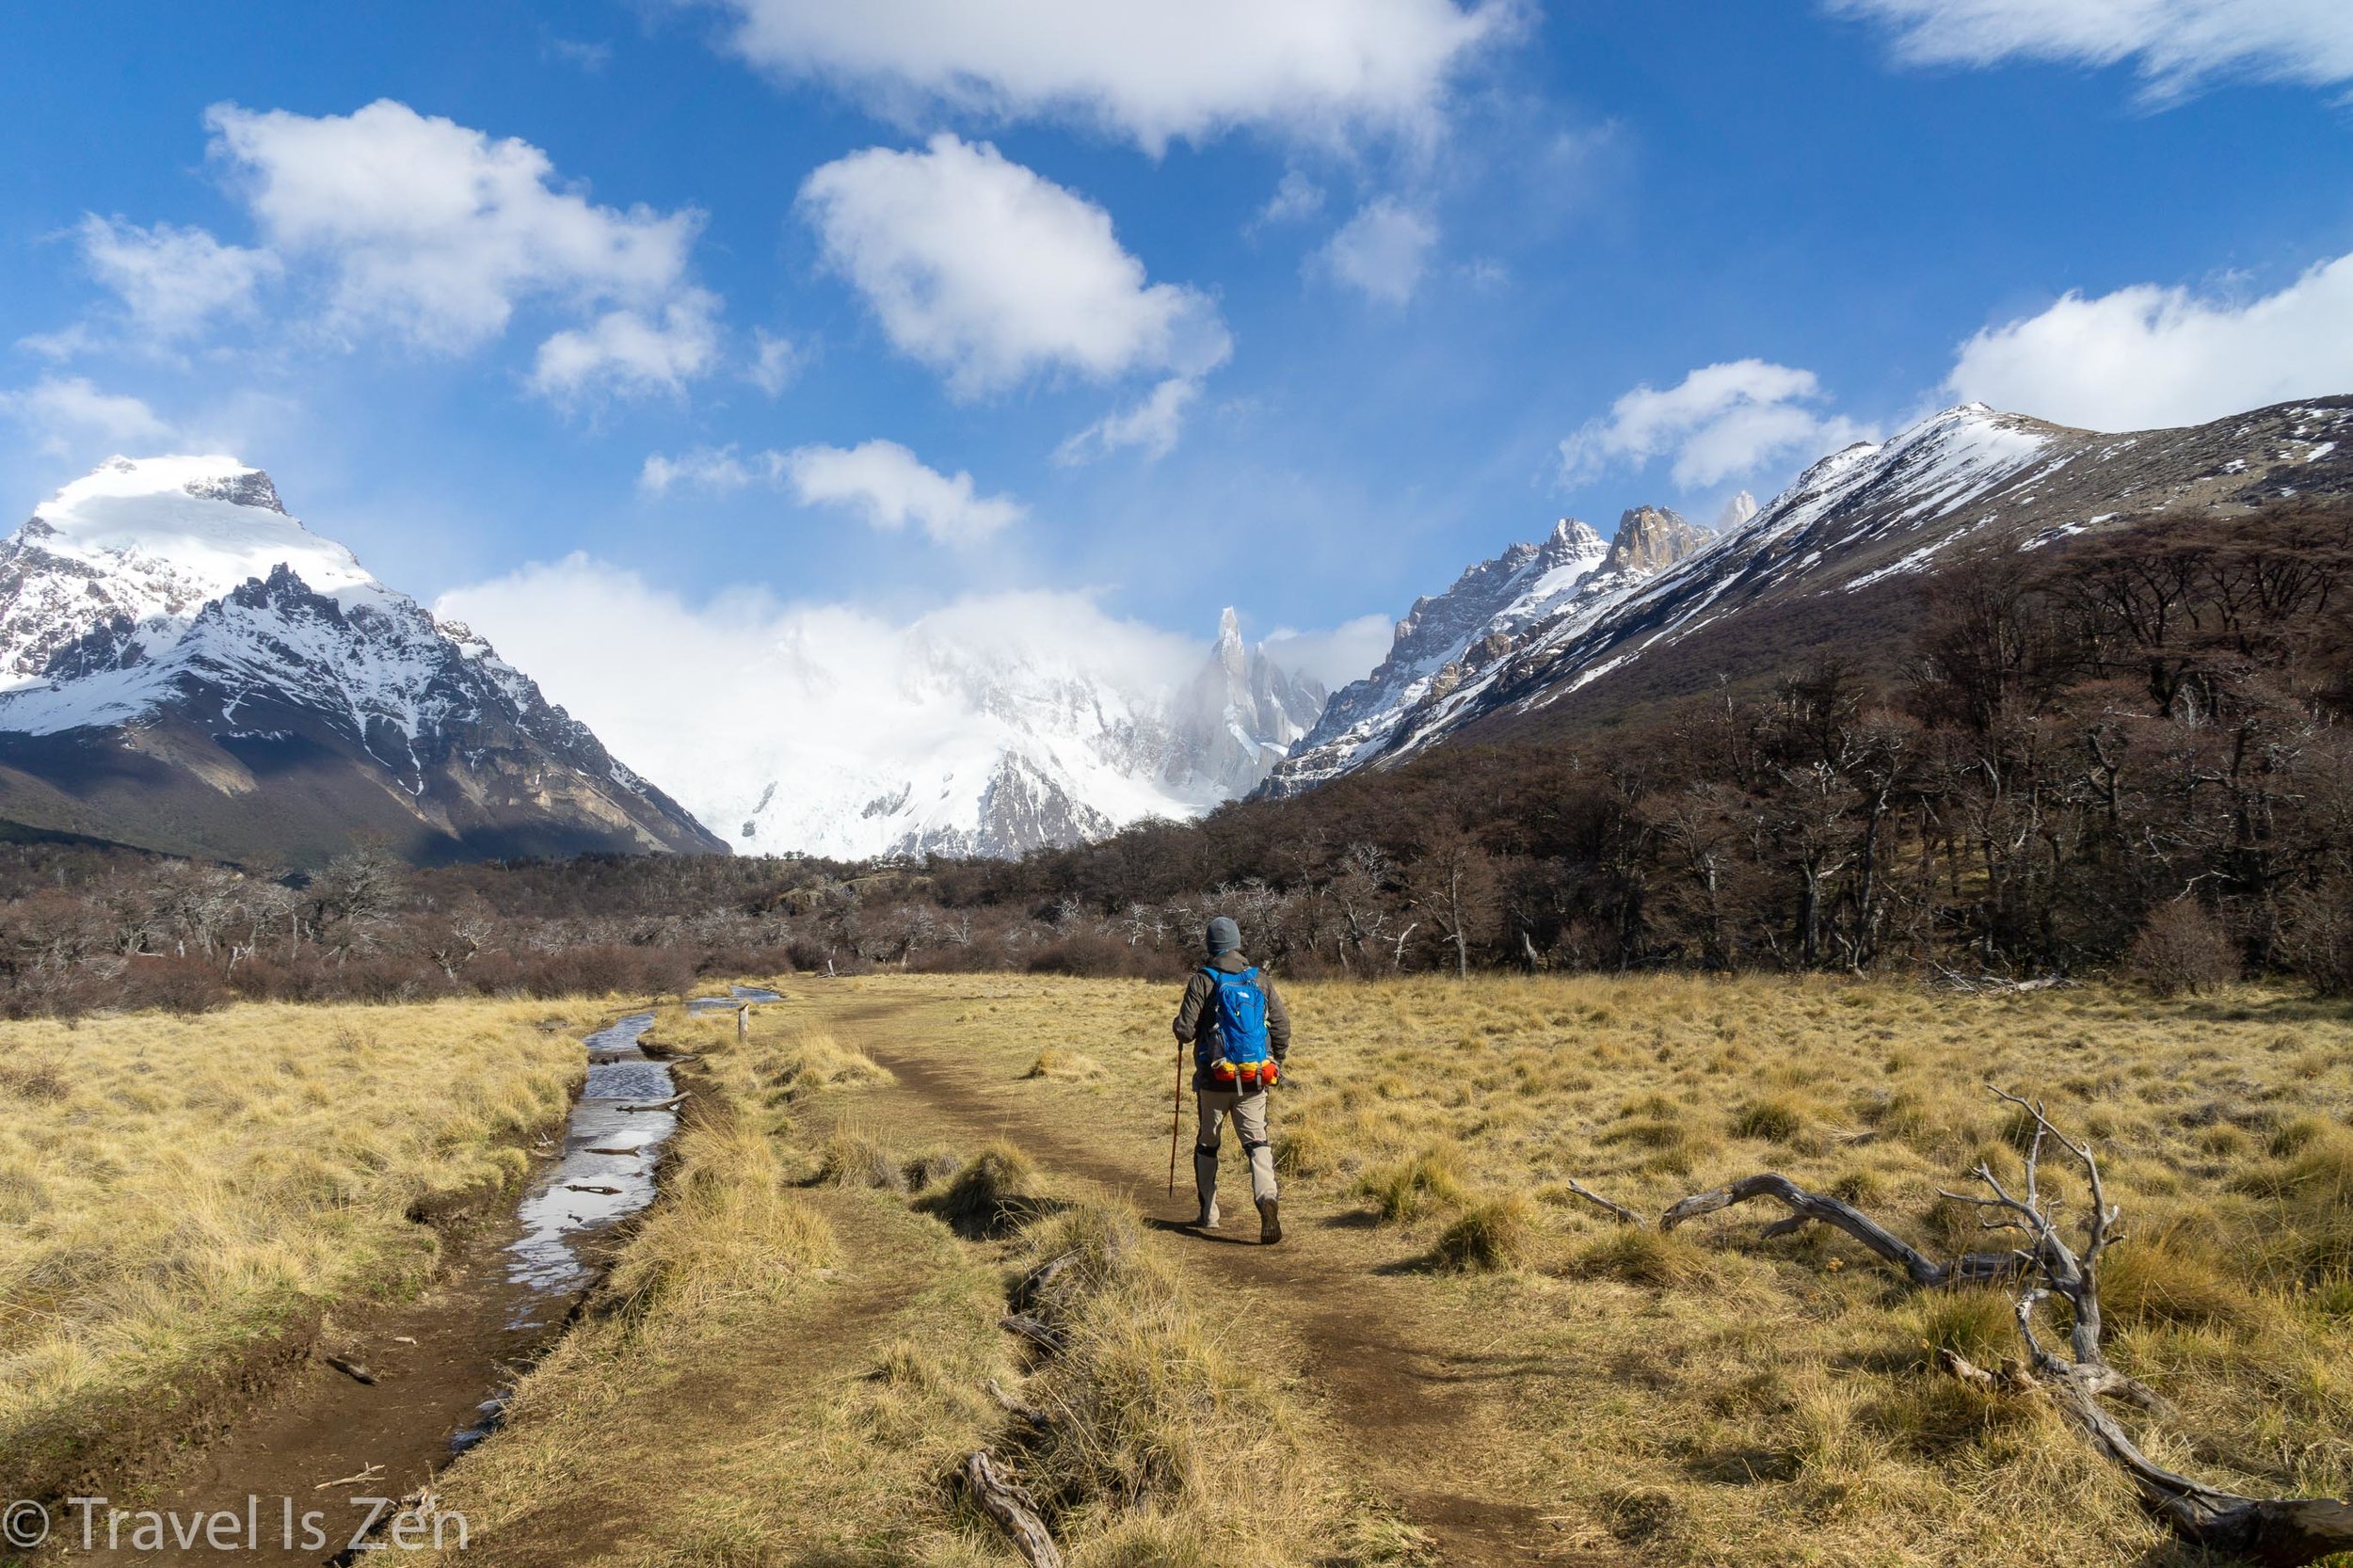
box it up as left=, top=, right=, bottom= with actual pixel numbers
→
left=3, top=500, right=2348, bottom=1016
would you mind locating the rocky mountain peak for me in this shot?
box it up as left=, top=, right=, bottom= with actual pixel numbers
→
left=1604, top=505, right=1713, bottom=577
left=180, top=466, right=288, bottom=515
left=1542, top=516, right=1608, bottom=564
left=1213, top=604, right=1247, bottom=673
left=1714, top=490, right=1759, bottom=533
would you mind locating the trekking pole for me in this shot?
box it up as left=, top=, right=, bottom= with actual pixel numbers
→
left=1168, top=1035, right=1183, bottom=1196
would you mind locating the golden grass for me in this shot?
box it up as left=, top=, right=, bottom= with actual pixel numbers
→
left=1430, top=1192, right=1538, bottom=1272
left=0, top=996, right=592, bottom=1496
left=1025, top=1045, right=1104, bottom=1081
left=424, top=993, right=1401, bottom=1568
left=770, top=970, right=2353, bottom=1566
left=1003, top=1197, right=1400, bottom=1566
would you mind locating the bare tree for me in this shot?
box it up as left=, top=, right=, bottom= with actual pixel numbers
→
left=1408, top=824, right=1498, bottom=980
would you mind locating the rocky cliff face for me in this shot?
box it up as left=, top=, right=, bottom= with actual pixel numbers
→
left=1601, top=505, right=1714, bottom=576
left=0, top=456, right=726, bottom=865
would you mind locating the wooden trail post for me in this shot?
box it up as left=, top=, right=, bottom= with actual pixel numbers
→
left=1168, top=1034, right=1184, bottom=1196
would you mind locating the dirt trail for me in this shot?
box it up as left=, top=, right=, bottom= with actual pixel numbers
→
left=825, top=995, right=1583, bottom=1567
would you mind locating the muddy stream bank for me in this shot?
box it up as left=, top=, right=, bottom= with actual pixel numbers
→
left=42, top=989, right=775, bottom=1565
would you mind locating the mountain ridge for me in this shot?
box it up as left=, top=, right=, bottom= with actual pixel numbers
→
left=1322, top=398, right=2353, bottom=771
left=0, top=456, right=724, bottom=866
left=1263, top=503, right=1711, bottom=796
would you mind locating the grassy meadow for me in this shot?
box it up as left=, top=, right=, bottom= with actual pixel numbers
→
left=745, top=971, right=2353, bottom=1566
left=0, top=997, right=594, bottom=1499
left=7, top=972, right=2347, bottom=1566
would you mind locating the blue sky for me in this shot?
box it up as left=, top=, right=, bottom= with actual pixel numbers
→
left=5, top=0, right=2353, bottom=695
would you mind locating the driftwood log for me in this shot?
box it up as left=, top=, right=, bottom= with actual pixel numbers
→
left=1929, top=1089, right=2353, bottom=1566
left=963, top=1449, right=1062, bottom=1568
left=1662, top=1173, right=2027, bottom=1288
left=619, top=1092, right=689, bottom=1112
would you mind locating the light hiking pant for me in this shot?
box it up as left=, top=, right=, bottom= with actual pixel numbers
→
left=1194, top=1088, right=1278, bottom=1220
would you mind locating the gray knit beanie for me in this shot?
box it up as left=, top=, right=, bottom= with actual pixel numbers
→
left=1205, top=917, right=1241, bottom=956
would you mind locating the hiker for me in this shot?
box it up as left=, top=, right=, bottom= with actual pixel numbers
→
left=1173, top=916, right=1291, bottom=1243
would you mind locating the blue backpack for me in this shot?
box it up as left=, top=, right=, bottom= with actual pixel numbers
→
left=1206, top=966, right=1272, bottom=1065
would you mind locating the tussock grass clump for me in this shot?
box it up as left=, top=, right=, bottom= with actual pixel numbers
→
left=1358, top=1144, right=1466, bottom=1221
left=811, top=1124, right=905, bottom=1191
left=764, top=1029, right=893, bottom=1100
left=611, top=1118, right=836, bottom=1320
left=1568, top=1226, right=1710, bottom=1288
left=920, top=1137, right=1041, bottom=1235
left=1903, top=1288, right=2018, bottom=1365
left=1024, top=1046, right=1103, bottom=1081
left=1432, top=1193, right=1540, bottom=1272
left=1729, top=1094, right=1813, bottom=1144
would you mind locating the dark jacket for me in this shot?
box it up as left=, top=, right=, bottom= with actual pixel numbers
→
left=1173, top=951, right=1291, bottom=1088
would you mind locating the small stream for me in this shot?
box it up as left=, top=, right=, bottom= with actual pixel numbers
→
left=453, top=985, right=779, bottom=1451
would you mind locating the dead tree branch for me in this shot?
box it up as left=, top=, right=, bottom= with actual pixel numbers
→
left=1661, top=1173, right=2026, bottom=1287
left=1562, top=1178, right=1646, bottom=1227
left=1933, top=1087, right=2353, bottom=1566
left=962, top=1449, right=1063, bottom=1568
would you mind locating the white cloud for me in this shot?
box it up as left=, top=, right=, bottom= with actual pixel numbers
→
left=0, top=376, right=177, bottom=456
left=638, top=444, right=786, bottom=495
left=1258, top=169, right=1327, bottom=225
left=530, top=289, right=722, bottom=400
left=784, top=440, right=1023, bottom=545
left=1946, top=251, right=2353, bottom=431
left=1262, top=613, right=1394, bottom=691
left=1054, top=376, right=1201, bottom=464
left=641, top=436, right=1022, bottom=545
left=702, top=0, right=1515, bottom=152
left=747, top=328, right=804, bottom=394
left=1561, top=360, right=1876, bottom=490
left=800, top=134, right=1229, bottom=400
left=203, top=99, right=712, bottom=391
left=1315, top=198, right=1438, bottom=305
left=1828, top=0, right=2353, bottom=101
left=77, top=216, right=280, bottom=339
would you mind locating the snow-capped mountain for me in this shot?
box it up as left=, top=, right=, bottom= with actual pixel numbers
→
left=1272, top=398, right=2353, bottom=778
left=717, top=605, right=1325, bottom=859
left=1262, top=506, right=1708, bottom=795
left=0, top=456, right=724, bottom=865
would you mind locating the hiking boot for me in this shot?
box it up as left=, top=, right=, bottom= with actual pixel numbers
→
left=1194, top=1198, right=1221, bottom=1230
left=1257, top=1196, right=1283, bottom=1245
